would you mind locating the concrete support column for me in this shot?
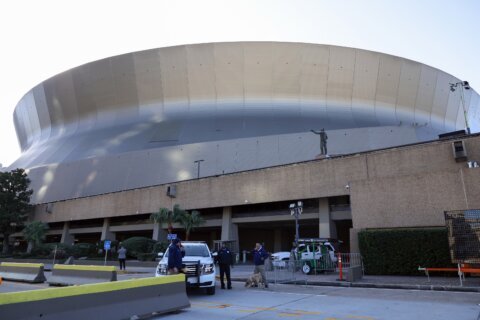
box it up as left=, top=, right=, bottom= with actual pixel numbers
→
left=221, top=207, right=233, bottom=241
left=101, top=218, right=116, bottom=241
left=274, top=229, right=282, bottom=252
left=60, top=221, right=74, bottom=245
left=210, top=231, right=217, bottom=249
left=349, top=228, right=363, bottom=253
left=152, top=223, right=167, bottom=242
left=319, top=198, right=331, bottom=238
left=221, top=206, right=239, bottom=253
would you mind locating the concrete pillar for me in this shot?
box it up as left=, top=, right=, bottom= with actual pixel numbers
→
left=349, top=228, right=363, bottom=253
left=152, top=223, right=167, bottom=242
left=210, top=231, right=217, bottom=249
left=221, top=207, right=232, bottom=240
left=60, top=222, right=74, bottom=245
left=221, top=207, right=239, bottom=253
left=274, top=229, right=282, bottom=252
left=101, top=218, right=116, bottom=241
left=319, top=198, right=331, bottom=238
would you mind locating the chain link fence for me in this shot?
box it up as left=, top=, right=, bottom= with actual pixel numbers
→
left=445, top=209, right=480, bottom=264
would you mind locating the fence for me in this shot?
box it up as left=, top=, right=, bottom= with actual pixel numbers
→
left=266, top=253, right=363, bottom=285
left=444, top=209, right=480, bottom=264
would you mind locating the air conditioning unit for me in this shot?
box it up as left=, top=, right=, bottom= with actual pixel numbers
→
left=45, top=203, right=54, bottom=213
left=452, top=140, right=467, bottom=162
left=167, top=185, right=177, bottom=198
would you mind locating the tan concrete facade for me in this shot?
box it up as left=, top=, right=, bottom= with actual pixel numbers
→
left=33, top=134, right=480, bottom=251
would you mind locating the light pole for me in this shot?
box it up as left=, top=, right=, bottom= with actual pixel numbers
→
left=289, top=201, right=303, bottom=246
left=194, top=159, right=204, bottom=179
left=450, top=81, right=471, bottom=134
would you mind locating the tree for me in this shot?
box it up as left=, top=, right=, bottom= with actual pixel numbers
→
left=0, top=169, right=33, bottom=254
left=23, top=221, right=49, bottom=254
left=150, top=204, right=185, bottom=234
left=178, top=210, right=205, bottom=241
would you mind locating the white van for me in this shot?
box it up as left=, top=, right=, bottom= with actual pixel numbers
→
left=155, top=241, right=216, bottom=295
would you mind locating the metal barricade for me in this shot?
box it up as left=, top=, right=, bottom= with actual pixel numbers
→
left=338, top=253, right=363, bottom=269
left=267, top=253, right=363, bottom=285
left=266, top=260, right=298, bottom=284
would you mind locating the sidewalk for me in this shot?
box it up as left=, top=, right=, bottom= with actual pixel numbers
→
left=2, top=259, right=479, bottom=293
left=229, top=263, right=480, bottom=293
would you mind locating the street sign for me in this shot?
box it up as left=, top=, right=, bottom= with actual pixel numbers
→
left=167, top=234, right=177, bottom=241
left=104, top=240, right=111, bottom=250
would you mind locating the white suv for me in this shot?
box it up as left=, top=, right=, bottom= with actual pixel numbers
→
left=155, top=241, right=216, bottom=295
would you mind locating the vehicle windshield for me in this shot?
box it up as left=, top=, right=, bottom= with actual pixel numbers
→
left=163, top=244, right=210, bottom=258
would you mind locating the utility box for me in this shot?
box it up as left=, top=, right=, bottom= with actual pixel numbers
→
left=452, top=140, right=467, bottom=162
left=166, top=185, right=177, bottom=198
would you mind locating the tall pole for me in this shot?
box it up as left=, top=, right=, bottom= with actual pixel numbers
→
left=295, top=209, right=299, bottom=246
left=459, top=86, right=471, bottom=134
left=290, top=201, right=303, bottom=247
left=450, top=81, right=471, bottom=135
left=194, top=159, right=204, bottom=179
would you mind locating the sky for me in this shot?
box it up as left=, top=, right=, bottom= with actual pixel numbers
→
left=1, top=0, right=479, bottom=168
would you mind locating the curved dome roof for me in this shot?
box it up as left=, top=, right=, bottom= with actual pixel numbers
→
left=10, top=42, right=480, bottom=203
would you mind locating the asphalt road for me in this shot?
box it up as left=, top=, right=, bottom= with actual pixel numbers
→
left=154, top=282, right=480, bottom=320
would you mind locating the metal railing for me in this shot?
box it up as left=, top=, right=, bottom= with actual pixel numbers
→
left=266, top=253, right=363, bottom=285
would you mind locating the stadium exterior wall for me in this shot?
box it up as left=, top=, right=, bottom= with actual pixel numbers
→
left=9, top=42, right=480, bottom=205
left=27, top=134, right=480, bottom=251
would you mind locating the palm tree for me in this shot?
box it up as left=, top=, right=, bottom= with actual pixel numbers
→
left=150, top=204, right=185, bottom=234
left=178, top=210, right=205, bottom=241
left=22, top=221, right=49, bottom=254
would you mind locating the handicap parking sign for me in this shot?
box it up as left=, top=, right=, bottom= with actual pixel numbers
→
left=167, top=234, right=177, bottom=241
left=104, top=240, right=111, bottom=250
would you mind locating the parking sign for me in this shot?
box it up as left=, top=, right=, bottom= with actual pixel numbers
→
left=104, top=240, right=111, bottom=250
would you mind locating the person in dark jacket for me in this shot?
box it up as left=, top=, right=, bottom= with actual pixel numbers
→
left=251, top=242, right=269, bottom=288
left=167, top=238, right=185, bottom=274
left=217, top=244, right=233, bottom=289
left=117, top=244, right=127, bottom=270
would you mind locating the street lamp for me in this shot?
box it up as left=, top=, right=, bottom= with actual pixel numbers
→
left=289, top=201, right=303, bottom=246
left=450, top=81, right=471, bottom=134
left=194, top=159, right=204, bottom=179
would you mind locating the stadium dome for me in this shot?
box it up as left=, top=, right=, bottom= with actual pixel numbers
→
left=9, top=42, right=480, bottom=204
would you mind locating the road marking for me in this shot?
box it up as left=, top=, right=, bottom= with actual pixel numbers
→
left=249, top=290, right=326, bottom=297
left=278, top=312, right=302, bottom=317
left=346, top=315, right=376, bottom=320
left=293, top=310, right=323, bottom=315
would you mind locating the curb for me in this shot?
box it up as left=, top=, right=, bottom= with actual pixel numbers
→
left=231, top=277, right=480, bottom=293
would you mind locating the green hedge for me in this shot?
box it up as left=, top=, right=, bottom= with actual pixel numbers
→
left=358, top=228, right=454, bottom=275
left=29, top=243, right=98, bottom=259
left=121, top=237, right=156, bottom=259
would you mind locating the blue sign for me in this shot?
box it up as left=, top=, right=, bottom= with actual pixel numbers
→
left=104, top=240, right=111, bottom=250
left=167, top=234, right=177, bottom=241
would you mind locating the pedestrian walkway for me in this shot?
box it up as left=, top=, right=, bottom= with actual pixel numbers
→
left=1, top=260, right=478, bottom=293
left=230, top=263, right=480, bottom=293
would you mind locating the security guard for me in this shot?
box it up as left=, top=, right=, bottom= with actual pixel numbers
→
left=218, top=244, right=233, bottom=289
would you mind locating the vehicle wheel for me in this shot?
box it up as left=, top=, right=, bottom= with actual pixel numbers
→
left=302, top=263, right=311, bottom=275
left=206, top=286, right=216, bottom=295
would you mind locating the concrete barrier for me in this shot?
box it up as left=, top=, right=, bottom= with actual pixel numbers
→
left=348, top=265, right=363, bottom=282
left=0, top=263, right=47, bottom=283
left=0, top=274, right=190, bottom=320
left=48, top=264, right=117, bottom=286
